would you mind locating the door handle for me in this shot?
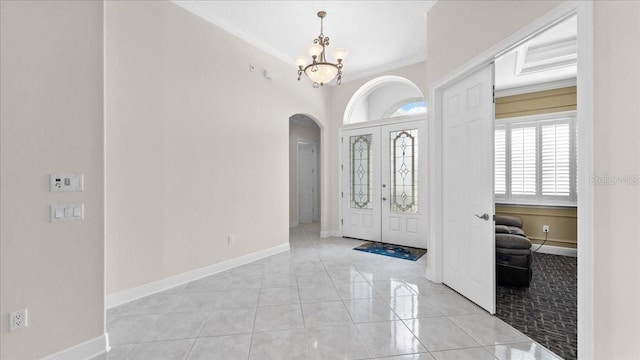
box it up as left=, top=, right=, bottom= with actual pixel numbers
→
left=382, top=197, right=387, bottom=201
left=475, top=213, right=490, bottom=221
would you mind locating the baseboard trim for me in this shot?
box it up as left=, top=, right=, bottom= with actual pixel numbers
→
left=533, top=244, right=577, bottom=257
left=289, top=221, right=299, bottom=228
left=41, top=333, right=109, bottom=360
left=106, top=242, right=290, bottom=309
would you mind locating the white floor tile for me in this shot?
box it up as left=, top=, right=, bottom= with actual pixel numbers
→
left=448, top=313, right=529, bottom=346
left=485, top=341, right=563, bottom=360
left=403, top=317, right=481, bottom=352
left=307, top=324, right=370, bottom=360
left=249, top=329, right=311, bottom=360
left=105, top=223, right=557, bottom=360
left=356, top=320, right=426, bottom=358
left=187, top=334, right=252, bottom=360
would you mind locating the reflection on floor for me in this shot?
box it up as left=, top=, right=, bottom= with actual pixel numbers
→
left=100, top=222, right=561, bottom=359
left=497, top=252, right=577, bottom=360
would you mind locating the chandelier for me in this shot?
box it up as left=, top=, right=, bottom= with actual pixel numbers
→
left=295, top=11, right=348, bottom=88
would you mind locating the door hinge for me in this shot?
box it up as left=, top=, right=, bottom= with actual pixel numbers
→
left=341, top=219, right=344, bottom=225
left=492, top=85, right=495, bottom=103
left=341, top=164, right=343, bottom=171
left=341, top=137, right=343, bottom=143
left=341, top=192, right=343, bottom=198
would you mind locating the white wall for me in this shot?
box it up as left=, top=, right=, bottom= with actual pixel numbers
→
left=592, top=2, right=640, bottom=358
left=105, top=1, right=328, bottom=295
left=289, top=120, right=321, bottom=225
left=0, top=1, right=105, bottom=359
left=326, top=62, right=427, bottom=233
left=427, top=1, right=640, bottom=358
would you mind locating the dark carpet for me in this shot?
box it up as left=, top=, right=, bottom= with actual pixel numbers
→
left=496, top=252, right=577, bottom=360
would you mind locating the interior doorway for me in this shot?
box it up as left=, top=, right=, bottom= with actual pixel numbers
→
left=289, top=114, right=321, bottom=227
left=429, top=2, right=593, bottom=358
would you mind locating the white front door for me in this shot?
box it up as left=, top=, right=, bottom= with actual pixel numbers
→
left=441, top=64, right=495, bottom=313
left=380, top=121, right=427, bottom=248
left=341, top=128, right=381, bottom=241
left=341, top=120, right=426, bottom=248
left=298, top=141, right=316, bottom=224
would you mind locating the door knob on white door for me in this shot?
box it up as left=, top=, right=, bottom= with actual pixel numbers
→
left=475, top=213, right=490, bottom=220
left=382, top=197, right=387, bottom=201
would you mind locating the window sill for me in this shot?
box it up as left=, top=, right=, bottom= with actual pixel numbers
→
left=495, top=202, right=577, bottom=209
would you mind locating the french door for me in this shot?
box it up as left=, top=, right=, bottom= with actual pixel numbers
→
left=341, top=119, right=427, bottom=248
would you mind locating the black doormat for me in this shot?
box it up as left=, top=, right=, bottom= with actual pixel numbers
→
left=353, top=242, right=427, bottom=261
left=496, top=252, right=577, bottom=360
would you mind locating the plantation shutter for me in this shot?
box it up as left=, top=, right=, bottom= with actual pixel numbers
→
left=510, top=125, right=537, bottom=196
left=494, top=127, right=507, bottom=196
left=541, top=122, right=571, bottom=197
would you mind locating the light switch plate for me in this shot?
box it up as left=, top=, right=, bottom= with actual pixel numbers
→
left=50, top=174, right=83, bottom=192
left=51, top=203, right=84, bottom=223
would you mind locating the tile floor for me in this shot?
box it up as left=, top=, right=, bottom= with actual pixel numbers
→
left=99, top=222, right=563, bottom=360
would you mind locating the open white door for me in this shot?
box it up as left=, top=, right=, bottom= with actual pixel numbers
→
left=441, top=64, right=495, bottom=313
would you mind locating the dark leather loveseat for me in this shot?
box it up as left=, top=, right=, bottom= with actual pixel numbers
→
left=495, top=215, right=532, bottom=287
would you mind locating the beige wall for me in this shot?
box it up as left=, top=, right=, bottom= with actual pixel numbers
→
left=0, top=1, right=105, bottom=359
left=105, top=1, right=328, bottom=295
left=496, top=205, right=577, bottom=248
left=496, top=86, right=577, bottom=119
left=428, top=1, right=640, bottom=358
left=289, top=121, right=321, bottom=225
left=326, top=61, right=427, bottom=233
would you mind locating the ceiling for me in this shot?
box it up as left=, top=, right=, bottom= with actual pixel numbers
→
left=173, top=1, right=436, bottom=83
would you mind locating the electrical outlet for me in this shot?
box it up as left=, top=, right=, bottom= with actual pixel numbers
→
left=227, top=235, right=234, bottom=244
left=9, top=309, right=28, bottom=332
left=543, top=225, right=550, bottom=233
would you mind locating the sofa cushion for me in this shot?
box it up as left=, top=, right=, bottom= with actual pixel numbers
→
left=507, top=226, right=526, bottom=237
left=496, top=233, right=532, bottom=249
left=495, top=225, right=511, bottom=234
left=495, top=215, right=523, bottom=228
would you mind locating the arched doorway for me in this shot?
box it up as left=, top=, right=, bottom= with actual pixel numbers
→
left=339, top=76, right=427, bottom=248
left=289, top=114, right=322, bottom=227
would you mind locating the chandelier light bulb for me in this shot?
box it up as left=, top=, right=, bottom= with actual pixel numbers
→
left=306, top=43, right=323, bottom=58
left=294, top=55, right=308, bottom=68
left=332, top=48, right=348, bottom=62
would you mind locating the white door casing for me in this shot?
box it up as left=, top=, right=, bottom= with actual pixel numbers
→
left=441, top=64, right=496, bottom=313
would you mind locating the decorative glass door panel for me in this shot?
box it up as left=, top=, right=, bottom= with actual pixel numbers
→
left=350, top=135, right=373, bottom=210
left=390, top=129, right=418, bottom=213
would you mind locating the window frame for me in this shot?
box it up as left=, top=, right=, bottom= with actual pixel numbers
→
left=495, top=110, right=577, bottom=207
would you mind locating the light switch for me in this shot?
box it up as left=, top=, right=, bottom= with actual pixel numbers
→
left=51, top=203, right=84, bottom=223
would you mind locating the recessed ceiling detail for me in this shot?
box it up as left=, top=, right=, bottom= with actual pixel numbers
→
left=496, top=15, right=577, bottom=92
